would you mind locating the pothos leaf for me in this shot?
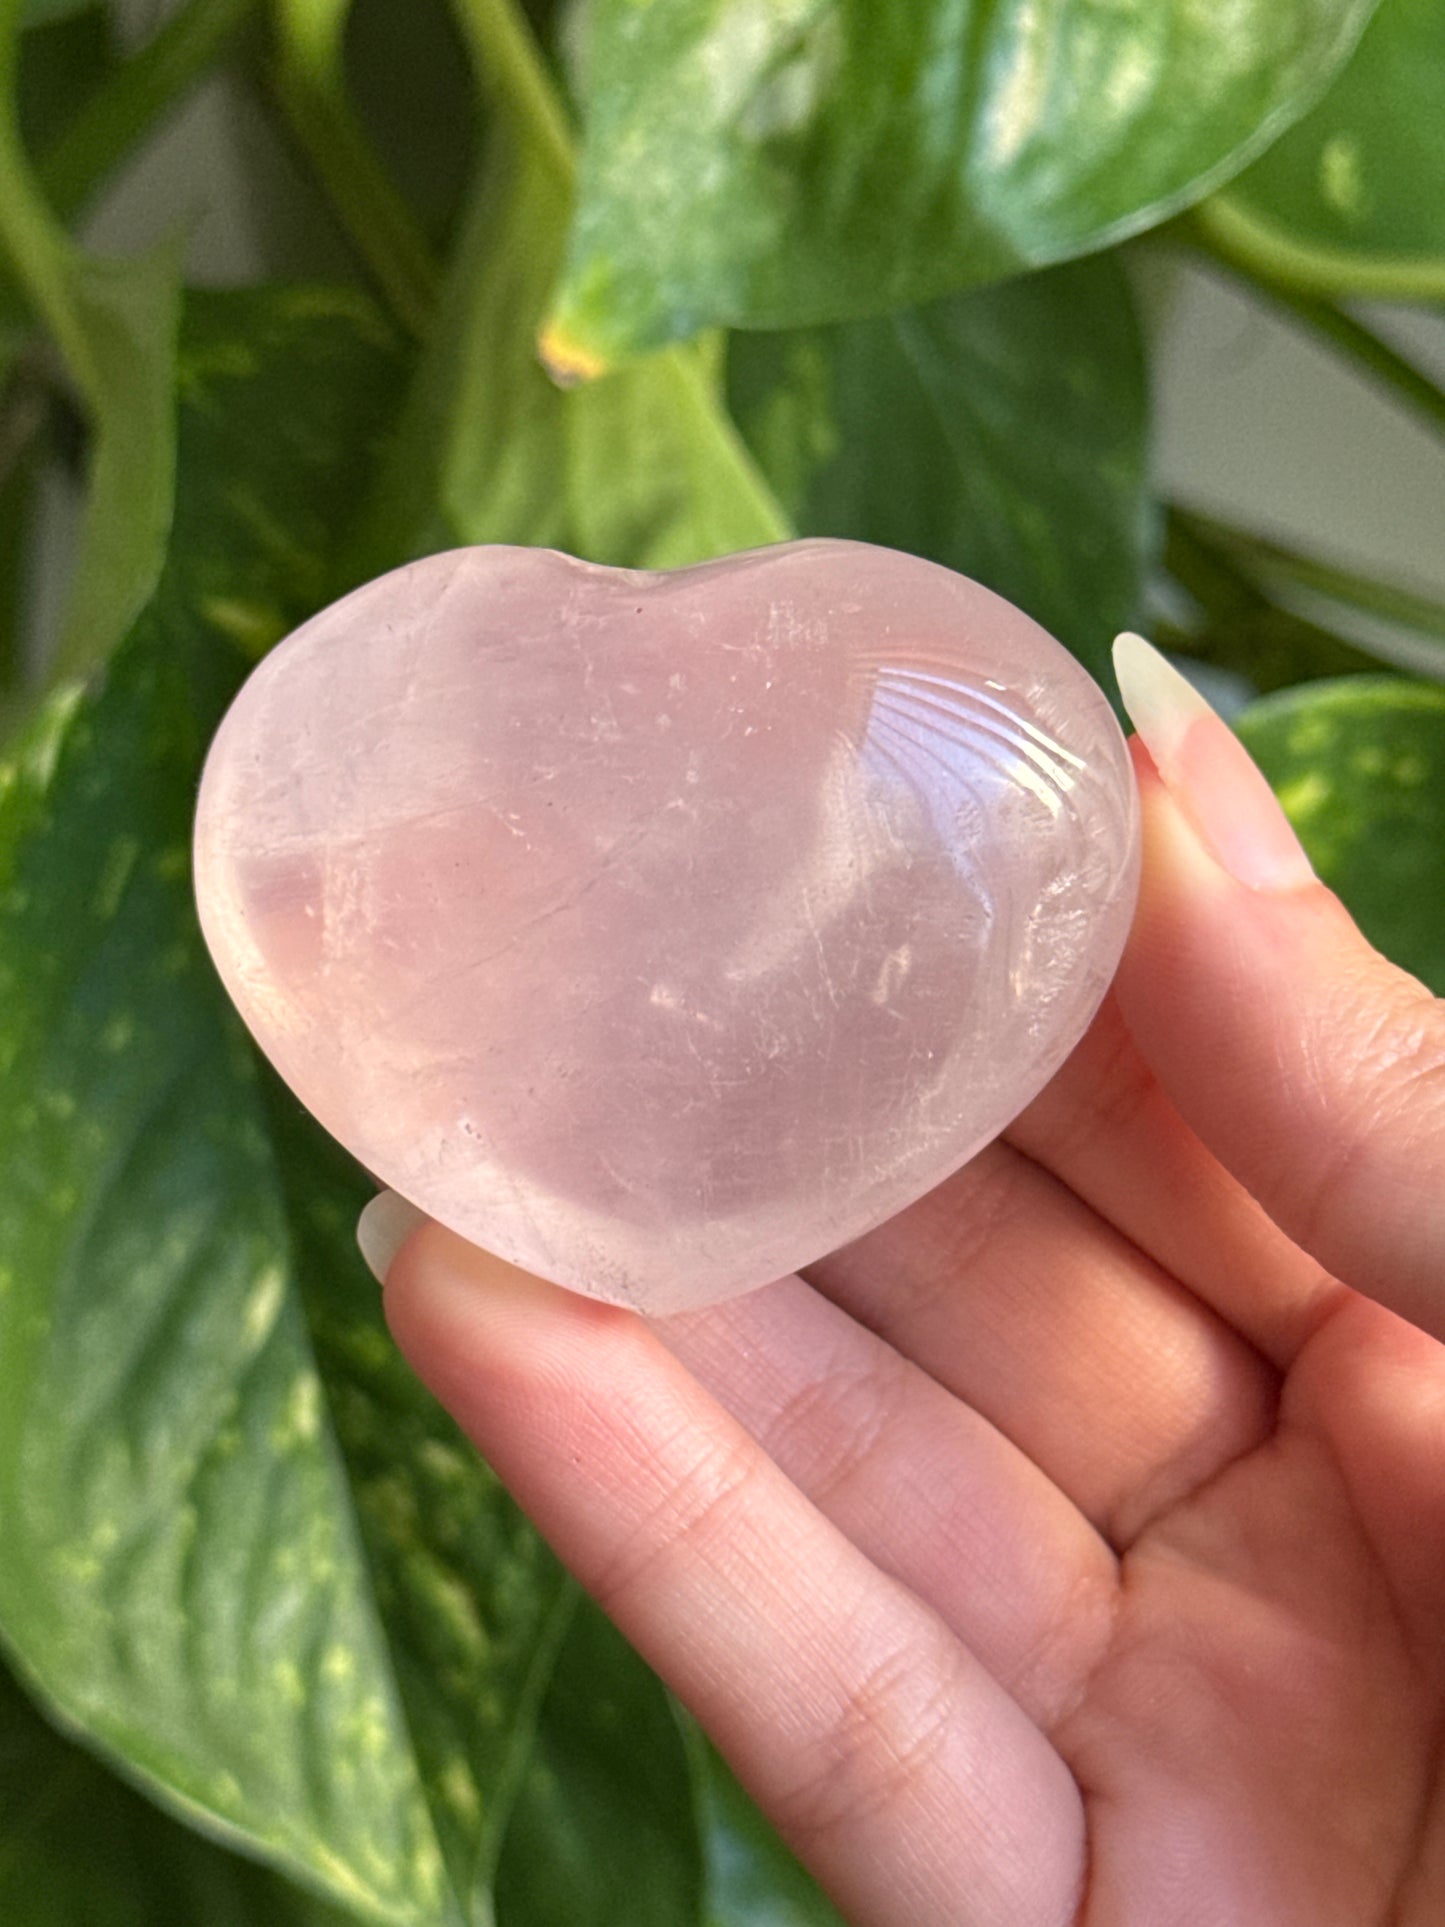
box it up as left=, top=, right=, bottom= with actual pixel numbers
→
left=0, top=288, right=470, bottom=1926
left=543, top=0, right=1380, bottom=364
left=0, top=1649, right=355, bottom=1926
left=0, top=278, right=736, bottom=1927
left=350, top=0, right=788, bottom=578
left=1238, top=675, right=1445, bottom=992
left=492, top=1597, right=704, bottom=1927
left=728, top=252, right=1152, bottom=685
left=1202, top=0, right=1445, bottom=302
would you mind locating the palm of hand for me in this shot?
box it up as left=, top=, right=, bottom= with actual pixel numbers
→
left=1039, top=1142, right=1445, bottom=1924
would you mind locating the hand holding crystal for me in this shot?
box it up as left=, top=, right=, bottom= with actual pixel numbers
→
left=379, top=646, right=1445, bottom=1926
left=195, top=551, right=1445, bottom=1922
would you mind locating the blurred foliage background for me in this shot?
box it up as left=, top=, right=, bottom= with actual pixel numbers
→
left=1, top=0, right=1443, bottom=1920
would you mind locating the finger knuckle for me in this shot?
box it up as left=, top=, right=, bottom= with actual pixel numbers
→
left=774, top=1629, right=963, bottom=1851
left=587, top=1428, right=760, bottom=1614
left=762, top=1352, right=906, bottom=1508
left=1016, top=992, right=1158, bottom=1162
left=1308, top=968, right=1445, bottom=1210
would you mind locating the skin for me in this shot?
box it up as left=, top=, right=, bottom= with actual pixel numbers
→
left=385, top=739, right=1445, bottom=1925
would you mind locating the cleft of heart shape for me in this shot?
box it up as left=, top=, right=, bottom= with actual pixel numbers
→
left=194, top=538, right=1139, bottom=1312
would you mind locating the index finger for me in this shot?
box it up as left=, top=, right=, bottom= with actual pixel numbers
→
left=382, top=1219, right=1087, bottom=1927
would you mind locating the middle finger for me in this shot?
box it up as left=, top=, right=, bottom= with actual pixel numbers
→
left=657, top=1272, right=1120, bottom=1729
left=803, top=1139, right=1279, bottom=1548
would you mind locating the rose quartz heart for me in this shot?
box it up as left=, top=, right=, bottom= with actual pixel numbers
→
left=194, top=539, right=1138, bottom=1311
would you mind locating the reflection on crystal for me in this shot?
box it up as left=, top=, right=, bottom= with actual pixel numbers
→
left=194, top=539, right=1139, bottom=1312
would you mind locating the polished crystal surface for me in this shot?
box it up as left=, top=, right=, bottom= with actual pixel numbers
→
left=194, top=539, right=1139, bottom=1311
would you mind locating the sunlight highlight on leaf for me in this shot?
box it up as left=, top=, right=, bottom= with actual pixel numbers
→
left=545, top=0, right=1380, bottom=361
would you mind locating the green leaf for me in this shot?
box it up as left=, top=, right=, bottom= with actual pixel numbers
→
left=1201, top=0, right=1445, bottom=301
left=1237, top=677, right=1445, bottom=992
left=0, top=7, right=182, bottom=683
left=0, top=1650, right=355, bottom=1926
left=728, top=251, right=1151, bottom=684
left=0, top=287, right=476, bottom=1926
left=260, top=1071, right=581, bottom=1923
left=543, top=0, right=1380, bottom=364
left=353, top=0, right=787, bottom=575
left=0, top=277, right=746, bottom=1927
left=0, top=360, right=42, bottom=709
left=1165, top=505, right=1445, bottom=681
left=493, top=1597, right=705, bottom=1927
left=689, top=1735, right=844, bottom=1927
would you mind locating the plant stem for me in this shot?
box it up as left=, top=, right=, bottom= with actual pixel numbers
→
left=1162, top=506, right=1263, bottom=623
left=268, top=11, right=439, bottom=337
left=0, top=3, right=96, bottom=395
left=1194, top=191, right=1445, bottom=308
left=1159, top=607, right=1390, bottom=692
left=1175, top=508, right=1445, bottom=648
left=0, top=370, right=44, bottom=699
left=1263, top=288, right=1445, bottom=444
left=1187, top=218, right=1445, bottom=444
left=37, top=0, right=259, bottom=221
left=450, top=0, right=573, bottom=173
left=1164, top=505, right=1445, bottom=685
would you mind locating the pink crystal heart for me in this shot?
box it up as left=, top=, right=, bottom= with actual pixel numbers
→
left=195, top=539, right=1139, bottom=1312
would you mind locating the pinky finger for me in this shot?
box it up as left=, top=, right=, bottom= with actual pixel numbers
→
left=382, top=1219, right=1086, bottom=1927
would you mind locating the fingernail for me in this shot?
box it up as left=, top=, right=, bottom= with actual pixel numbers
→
left=1113, top=632, right=1315, bottom=893
left=357, top=1190, right=431, bottom=1284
